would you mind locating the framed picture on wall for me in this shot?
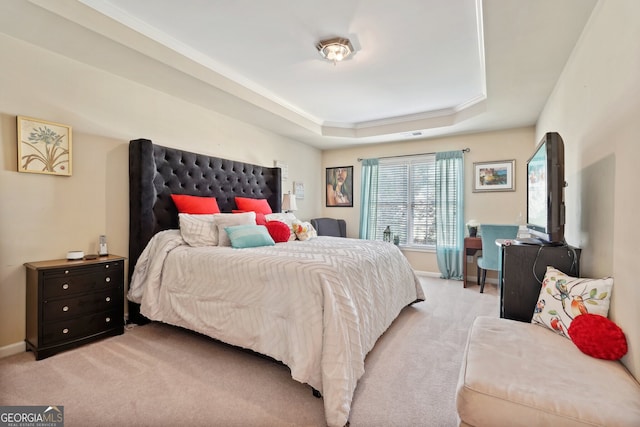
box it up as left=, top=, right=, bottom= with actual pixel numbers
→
left=17, top=116, right=73, bottom=176
left=326, top=166, right=353, bottom=207
left=293, top=181, right=305, bottom=199
left=473, top=160, right=515, bottom=192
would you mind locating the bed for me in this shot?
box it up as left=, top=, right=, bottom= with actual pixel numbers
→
left=127, top=138, right=425, bottom=427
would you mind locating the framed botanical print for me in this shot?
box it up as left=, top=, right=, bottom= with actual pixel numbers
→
left=17, top=116, right=72, bottom=176
left=326, top=166, right=353, bottom=207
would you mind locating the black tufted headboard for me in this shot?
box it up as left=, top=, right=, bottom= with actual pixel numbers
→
left=128, top=138, right=281, bottom=322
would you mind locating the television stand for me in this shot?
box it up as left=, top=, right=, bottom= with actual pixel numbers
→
left=514, top=237, right=567, bottom=247
left=514, top=237, right=543, bottom=245
left=498, top=243, right=580, bottom=321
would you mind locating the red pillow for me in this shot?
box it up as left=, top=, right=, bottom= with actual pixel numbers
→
left=232, top=210, right=266, bottom=225
left=235, top=197, right=273, bottom=215
left=568, top=313, right=628, bottom=360
left=171, top=194, right=220, bottom=214
left=265, top=221, right=290, bottom=243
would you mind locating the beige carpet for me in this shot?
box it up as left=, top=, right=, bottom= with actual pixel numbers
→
left=0, top=276, right=498, bottom=427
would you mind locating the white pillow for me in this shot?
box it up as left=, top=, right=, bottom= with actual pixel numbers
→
left=178, top=214, right=217, bottom=246
left=265, top=212, right=298, bottom=241
left=215, top=212, right=256, bottom=247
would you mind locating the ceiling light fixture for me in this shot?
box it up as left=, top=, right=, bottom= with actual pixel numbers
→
left=316, top=37, right=354, bottom=64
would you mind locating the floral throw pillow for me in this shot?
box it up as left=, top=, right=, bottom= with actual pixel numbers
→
left=531, top=266, right=613, bottom=339
left=293, top=220, right=317, bottom=241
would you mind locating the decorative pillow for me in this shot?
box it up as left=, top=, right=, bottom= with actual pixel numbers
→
left=265, top=221, right=291, bottom=243
left=171, top=194, right=220, bottom=214
left=232, top=210, right=267, bottom=225
left=568, top=313, right=627, bottom=360
left=293, top=220, right=317, bottom=241
left=531, top=266, right=613, bottom=338
left=178, top=214, right=217, bottom=246
left=265, top=212, right=298, bottom=241
left=235, top=197, right=273, bottom=215
left=215, top=212, right=256, bottom=247
left=224, top=225, right=275, bottom=249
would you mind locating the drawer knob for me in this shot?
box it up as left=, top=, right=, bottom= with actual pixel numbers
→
left=105, top=264, right=110, bottom=269
left=62, top=283, right=69, bottom=290
left=65, top=270, right=69, bottom=274
left=62, top=328, right=69, bottom=334
left=62, top=306, right=69, bottom=312
left=105, top=317, right=111, bottom=323
left=105, top=277, right=111, bottom=283
left=105, top=297, right=111, bottom=302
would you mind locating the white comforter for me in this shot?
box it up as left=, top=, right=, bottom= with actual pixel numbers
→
left=128, top=230, right=424, bottom=426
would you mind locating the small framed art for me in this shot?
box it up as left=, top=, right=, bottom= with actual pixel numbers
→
left=17, top=116, right=72, bottom=176
left=293, top=181, right=305, bottom=199
left=326, top=166, right=353, bottom=207
left=473, top=160, right=515, bottom=192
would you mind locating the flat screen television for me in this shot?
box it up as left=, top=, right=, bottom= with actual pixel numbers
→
left=526, top=132, right=566, bottom=244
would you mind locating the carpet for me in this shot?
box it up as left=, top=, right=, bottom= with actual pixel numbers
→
left=0, top=276, right=498, bottom=426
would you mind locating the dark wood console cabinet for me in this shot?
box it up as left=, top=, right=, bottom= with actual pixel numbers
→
left=25, top=255, right=125, bottom=360
left=500, top=243, right=580, bottom=322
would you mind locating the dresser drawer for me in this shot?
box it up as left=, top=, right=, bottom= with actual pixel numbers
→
left=41, top=310, right=121, bottom=346
left=25, top=255, right=126, bottom=359
left=42, top=261, right=123, bottom=298
left=43, top=289, right=121, bottom=322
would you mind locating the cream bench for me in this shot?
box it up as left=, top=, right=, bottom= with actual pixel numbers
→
left=456, top=316, right=640, bottom=426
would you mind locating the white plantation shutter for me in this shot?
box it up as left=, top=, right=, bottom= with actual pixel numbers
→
left=376, top=155, right=436, bottom=247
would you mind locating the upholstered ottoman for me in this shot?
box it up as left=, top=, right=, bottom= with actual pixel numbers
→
left=456, top=316, right=640, bottom=426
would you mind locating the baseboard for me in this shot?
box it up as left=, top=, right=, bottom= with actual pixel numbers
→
left=0, top=341, right=25, bottom=359
left=414, top=270, right=498, bottom=285
left=414, top=270, right=440, bottom=278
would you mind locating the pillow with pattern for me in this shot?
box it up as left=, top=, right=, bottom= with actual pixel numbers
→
left=531, top=266, right=613, bottom=339
left=293, top=220, right=317, bottom=241
left=215, top=212, right=256, bottom=247
left=178, top=214, right=217, bottom=246
left=232, top=210, right=267, bottom=225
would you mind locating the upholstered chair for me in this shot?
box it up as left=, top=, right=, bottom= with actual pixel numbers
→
left=310, top=218, right=347, bottom=238
left=477, top=224, right=519, bottom=293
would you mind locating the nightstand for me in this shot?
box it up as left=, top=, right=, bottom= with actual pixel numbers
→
left=24, top=255, right=125, bottom=360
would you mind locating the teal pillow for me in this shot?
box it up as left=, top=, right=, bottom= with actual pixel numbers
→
left=224, top=225, right=275, bottom=249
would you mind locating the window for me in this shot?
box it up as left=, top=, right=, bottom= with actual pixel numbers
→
left=375, top=155, right=436, bottom=248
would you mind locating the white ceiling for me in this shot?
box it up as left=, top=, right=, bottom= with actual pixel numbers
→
left=4, top=0, right=597, bottom=149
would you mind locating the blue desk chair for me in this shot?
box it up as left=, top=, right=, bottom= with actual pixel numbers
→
left=477, top=224, right=519, bottom=293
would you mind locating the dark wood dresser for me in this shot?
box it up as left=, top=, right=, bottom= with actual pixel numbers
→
left=24, top=255, right=125, bottom=360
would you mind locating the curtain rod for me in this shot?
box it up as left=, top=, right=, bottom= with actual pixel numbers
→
left=357, top=147, right=470, bottom=162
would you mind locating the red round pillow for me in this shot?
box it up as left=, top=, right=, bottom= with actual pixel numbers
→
left=567, top=313, right=627, bottom=360
left=265, top=221, right=291, bottom=243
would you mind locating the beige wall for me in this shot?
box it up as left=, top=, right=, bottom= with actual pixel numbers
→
left=0, top=34, right=321, bottom=353
left=536, top=0, right=640, bottom=378
left=322, top=127, right=535, bottom=273
left=3, top=0, right=638, bottom=383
